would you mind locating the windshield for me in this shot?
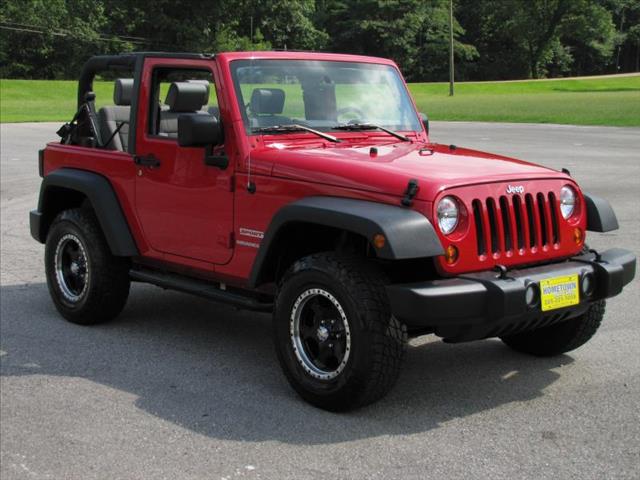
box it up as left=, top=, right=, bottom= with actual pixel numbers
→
left=230, top=59, right=422, bottom=134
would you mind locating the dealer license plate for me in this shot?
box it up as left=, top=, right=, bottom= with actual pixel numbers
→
left=539, top=274, right=580, bottom=312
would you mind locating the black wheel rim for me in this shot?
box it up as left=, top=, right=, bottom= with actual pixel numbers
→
left=290, top=288, right=351, bottom=380
left=54, top=233, right=89, bottom=302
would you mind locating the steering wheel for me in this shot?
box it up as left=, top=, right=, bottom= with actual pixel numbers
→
left=336, top=107, right=366, bottom=124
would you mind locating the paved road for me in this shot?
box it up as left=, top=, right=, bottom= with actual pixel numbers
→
left=1, top=122, right=638, bottom=480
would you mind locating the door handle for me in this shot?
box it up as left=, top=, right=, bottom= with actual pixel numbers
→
left=134, top=154, right=161, bottom=168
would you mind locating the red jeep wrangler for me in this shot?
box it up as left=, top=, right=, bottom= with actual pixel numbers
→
left=30, top=52, right=636, bottom=411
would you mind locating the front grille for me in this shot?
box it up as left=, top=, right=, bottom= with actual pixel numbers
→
left=472, top=192, right=560, bottom=258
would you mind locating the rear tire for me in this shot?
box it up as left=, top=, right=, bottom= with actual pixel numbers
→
left=273, top=253, right=407, bottom=411
left=501, top=301, right=605, bottom=356
left=45, top=208, right=130, bottom=325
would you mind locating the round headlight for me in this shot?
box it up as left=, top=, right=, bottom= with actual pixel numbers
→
left=560, top=185, right=577, bottom=219
left=437, top=196, right=459, bottom=234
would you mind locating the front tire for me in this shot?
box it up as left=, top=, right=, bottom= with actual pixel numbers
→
left=45, top=208, right=130, bottom=325
left=501, top=301, right=606, bottom=356
left=273, top=253, right=407, bottom=411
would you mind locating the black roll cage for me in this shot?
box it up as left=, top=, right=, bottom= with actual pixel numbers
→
left=76, top=52, right=215, bottom=154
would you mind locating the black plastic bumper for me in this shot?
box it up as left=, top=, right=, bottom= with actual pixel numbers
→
left=386, top=248, right=636, bottom=342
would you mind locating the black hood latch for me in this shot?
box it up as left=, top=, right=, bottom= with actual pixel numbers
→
left=401, top=179, right=419, bottom=207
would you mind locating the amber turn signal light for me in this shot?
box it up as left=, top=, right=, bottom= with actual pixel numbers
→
left=573, top=227, right=584, bottom=245
left=373, top=234, right=386, bottom=249
left=445, top=244, right=459, bottom=264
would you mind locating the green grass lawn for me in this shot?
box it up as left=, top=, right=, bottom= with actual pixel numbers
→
left=0, top=80, right=113, bottom=123
left=408, top=76, right=640, bottom=126
left=1, top=75, right=639, bottom=126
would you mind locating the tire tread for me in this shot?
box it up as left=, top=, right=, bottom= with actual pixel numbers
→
left=45, top=207, right=130, bottom=324
left=275, top=252, right=407, bottom=411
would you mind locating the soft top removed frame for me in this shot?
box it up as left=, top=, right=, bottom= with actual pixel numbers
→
left=77, top=52, right=215, bottom=154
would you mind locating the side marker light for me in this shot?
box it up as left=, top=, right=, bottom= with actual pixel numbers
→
left=445, top=245, right=459, bottom=264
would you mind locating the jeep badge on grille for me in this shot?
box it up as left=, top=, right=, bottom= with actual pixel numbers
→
left=506, top=184, right=525, bottom=194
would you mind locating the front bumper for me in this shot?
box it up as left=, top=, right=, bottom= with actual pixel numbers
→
left=386, top=248, right=636, bottom=342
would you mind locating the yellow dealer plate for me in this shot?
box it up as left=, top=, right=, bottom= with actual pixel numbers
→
left=540, top=274, right=580, bottom=312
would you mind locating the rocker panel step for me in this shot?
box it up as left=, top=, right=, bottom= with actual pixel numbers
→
left=129, top=268, right=273, bottom=312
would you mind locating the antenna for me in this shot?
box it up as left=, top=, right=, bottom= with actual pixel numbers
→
left=247, top=55, right=256, bottom=194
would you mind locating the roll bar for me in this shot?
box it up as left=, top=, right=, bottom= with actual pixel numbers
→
left=77, top=55, right=138, bottom=108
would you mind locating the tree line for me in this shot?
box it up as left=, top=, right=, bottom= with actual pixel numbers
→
left=1, top=0, right=638, bottom=81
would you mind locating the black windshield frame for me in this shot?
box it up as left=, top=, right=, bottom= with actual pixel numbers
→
left=230, top=59, right=422, bottom=135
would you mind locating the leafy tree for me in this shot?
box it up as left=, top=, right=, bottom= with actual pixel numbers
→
left=317, top=0, right=475, bottom=80
left=101, top=0, right=243, bottom=52
left=607, top=0, right=640, bottom=72
left=457, top=0, right=530, bottom=79
left=0, top=0, right=636, bottom=80
left=0, top=0, right=125, bottom=78
left=413, top=0, right=478, bottom=81
left=560, top=1, right=617, bottom=76
left=242, top=0, right=329, bottom=50
left=460, top=0, right=589, bottom=78
left=457, top=0, right=620, bottom=79
left=515, top=0, right=578, bottom=78
left=318, top=0, right=426, bottom=74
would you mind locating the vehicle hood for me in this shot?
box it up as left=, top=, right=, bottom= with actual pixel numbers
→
left=258, top=141, right=567, bottom=201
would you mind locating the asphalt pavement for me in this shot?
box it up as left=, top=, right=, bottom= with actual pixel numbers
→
left=1, top=122, right=639, bottom=480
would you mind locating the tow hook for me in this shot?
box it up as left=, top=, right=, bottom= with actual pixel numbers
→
left=588, top=249, right=604, bottom=263
left=494, top=264, right=512, bottom=280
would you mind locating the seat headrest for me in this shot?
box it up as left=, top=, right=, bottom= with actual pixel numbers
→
left=186, top=79, right=210, bottom=105
left=166, top=82, right=208, bottom=112
left=114, top=78, right=134, bottom=106
left=250, top=88, right=285, bottom=115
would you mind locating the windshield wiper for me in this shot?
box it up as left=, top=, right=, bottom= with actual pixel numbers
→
left=252, top=124, right=341, bottom=143
left=332, top=123, right=410, bottom=142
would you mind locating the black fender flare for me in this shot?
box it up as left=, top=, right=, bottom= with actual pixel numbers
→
left=584, top=192, right=619, bottom=232
left=248, top=196, right=443, bottom=287
left=31, top=168, right=138, bottom=256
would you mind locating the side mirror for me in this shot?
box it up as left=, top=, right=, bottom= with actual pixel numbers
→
left=419, top=112, right=429, bottom=135
left=178, top=113, right=227, bottom=169
left=178, top=113, right=224, bottom=147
